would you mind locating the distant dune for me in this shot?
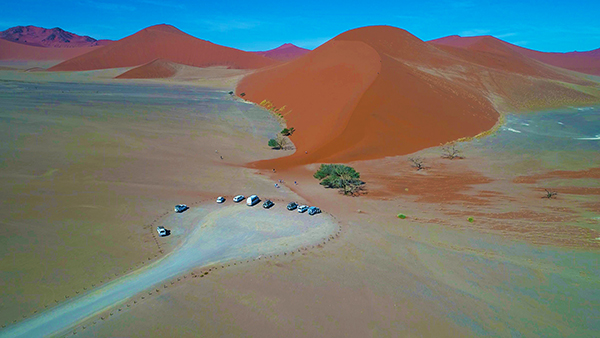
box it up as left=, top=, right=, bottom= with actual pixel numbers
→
left=430, top=35, right=600, bottom=76
left=0, top=25, right=111, bottom=48
left=237, top=26, right=501, bottom=166
left=251, top=43, right=310, bottom=61
left=0, top=38, right=102, bottom=61
left=49, top=24, right=277, bottom=72
left=116, top=59, right=178, bottom=79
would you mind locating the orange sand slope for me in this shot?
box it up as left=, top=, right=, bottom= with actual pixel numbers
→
left=0, top=38, right=102, bottom=61
left=237, top=26, right=500, bottom=166
left=431, top=35, right=600, bottom=76
left=116, top=59, right=178, bottom=79
left=49, top=24, right=277, bottom=72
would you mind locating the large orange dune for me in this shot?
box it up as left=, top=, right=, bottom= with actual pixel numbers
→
left=49, top=24, right=277, bottom=72
left=237, top=26, right=500, bottom=167
left=0, top=38, right=102, bottom=61
left=430, top=35, right=600, bottom=76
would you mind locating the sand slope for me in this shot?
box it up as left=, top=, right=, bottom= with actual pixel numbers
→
left=431, top=35, right=600, bottom=76
left=237, top=26, right=499, bottom=166
left=116, top=59, right=178, bottom=79
left=49, top=24, right=277, bottom=72
left=0, top=38, right=102, bottom=61
left=251, top=43, right=310, bottom=61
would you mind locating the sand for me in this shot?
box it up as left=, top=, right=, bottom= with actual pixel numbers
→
left=431, top=35, right=600, bottom=76
left=0, top=39, right=102, bottom=62
left=49, top=24, right=277, bottom=72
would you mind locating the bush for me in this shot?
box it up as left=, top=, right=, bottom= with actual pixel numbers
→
left=281, top=127, right=295, bottom=136
left=268, top=139, right=278, bottom=148
left=314, top=164, right=364, bottom=195
left=397, top=214, right=406, bottom=219
left=268, top=135, right=287, bottom=149
left=240, top=92, right=246, bottom=97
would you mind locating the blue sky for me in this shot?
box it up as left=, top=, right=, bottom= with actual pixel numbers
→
left=1, top=0, right=598, bottom=52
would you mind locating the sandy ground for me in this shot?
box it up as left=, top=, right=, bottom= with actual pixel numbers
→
left=0, top=71, right=287, bottom=326
left=1, top=71, right=599, bottom=337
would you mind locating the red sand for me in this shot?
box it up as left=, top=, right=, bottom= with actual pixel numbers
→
left=238, top=26, right=499, bottom=167
left=49, top=24, right=277, bottom=72
left=431, top=35, right=600, bottom=76
left=251, top=43, right=310, bottom=61
left=0, top=38, right=102, bottom=61
left=1, top=25, right=111, bottom=48
left=116, top=59, right=178, bottom=79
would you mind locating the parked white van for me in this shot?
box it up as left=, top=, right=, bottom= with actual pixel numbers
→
left=157, top=226, right=167, bottom=237
left=247, top=195, right=260, bottom=206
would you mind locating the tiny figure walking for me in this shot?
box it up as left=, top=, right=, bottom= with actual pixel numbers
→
left=220, top=156, right=223, bottom=160
left=275, top=183, right=279, bottom=188
left=294, top=181, right=297, bottom=185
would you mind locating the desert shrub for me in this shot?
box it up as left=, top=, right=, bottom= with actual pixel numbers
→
left=408, top=157, right=425, bottom=170
left=441, top=142, right=463, bottom=159
left=228, top=91, right=234, bottom=95
left=281, top=127, right=295, bottom=136
left=397, top=214, right=407, bottom=219
left=240, top=92, right=246, bottom=97
left=543, top=189, right=558, bottom=199
left=314, top=164, right=364, bottom=195
left=268, top=135, right=287, bottom=149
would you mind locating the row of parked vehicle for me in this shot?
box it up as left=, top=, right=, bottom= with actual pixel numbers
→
left=217, top=195, right=322, bottom=215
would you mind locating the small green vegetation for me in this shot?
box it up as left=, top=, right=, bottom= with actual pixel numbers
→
left=467, top=217, right=474, bottom=223
left=314, top=164, right=364, bottom=196
left=281, top=127, right=295, bottom=136
left=543, top=189, right=558, bottom=199
left=240, top=92, right=246, bottom=97
left=397, top=214, right=407, bottom=219
left=268, top=135, right=287, bottom=150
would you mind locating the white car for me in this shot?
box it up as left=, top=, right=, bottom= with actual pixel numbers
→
left=156, top=226, right=167, bottom=237
left=233, top=195, right=245, bottom=203
left=216, top=196, right=225, bottom=203
left=174, top=204, right=188, bottom=213
left=247, top=195, right=260, bottom=206
left=298, top=205, right=309, bottom=213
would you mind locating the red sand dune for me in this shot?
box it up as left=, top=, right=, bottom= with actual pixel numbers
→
left=0, top=38, right=102, bottom=61
left=115, top=59, right=178, bottom=79
left=49, top=24, right=277, bottom=72
left=1, top=25, right=111, bottom=48
left=251, top=43, right=310, bottom=61
left=237, top=26, right=500, bottom=167
left=431, top=35, right=600, bottom=76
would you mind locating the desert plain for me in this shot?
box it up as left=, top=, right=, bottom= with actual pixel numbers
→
left=0, top=24, right=599, bottom=337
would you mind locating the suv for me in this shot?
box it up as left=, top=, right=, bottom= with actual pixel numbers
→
left=156, top=226, right=167, bottom=237
left=233, top=195, right=245, bottom=203
left=298, top=205, right=309, bottom=213
left=247, top=195, right=260, bottom=206
left=263, top=200, right=274, bottom=209
left=287, top=202, right=298, bottom=211
left=308, top=206, right=321, bottom=215
left=216, top=196, right=225, bottom=203
left=174, top=204, right=188, bottom=213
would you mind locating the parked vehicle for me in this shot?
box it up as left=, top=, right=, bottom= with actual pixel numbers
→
left=233, top=195, right=245, bottom=203
left=174, top=204, right=188, bottom=213
left=216, top=196, right=225, bottom=203
left=156, top=226, right=167, bottom=237
left=298, top=205, right=309, bottom=213
left=263, top=200, right=274, bottom=209
left=247, top=195, right=260, bottom=206
left=287, top=202, right=298, bottom=211
left=308, top=206, right=321, bottom=215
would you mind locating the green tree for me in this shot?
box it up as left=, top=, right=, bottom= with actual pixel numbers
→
left=268, top=138, right=278, bottom=148
left=240, top=92, right=246, bottom=97
left=268, top=135, right=287, bottom=149
left=314, top=164, right=364, bottom=195
left=281, top=127, right=295, bottom=136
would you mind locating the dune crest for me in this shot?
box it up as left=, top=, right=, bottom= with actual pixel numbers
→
left=49, top=24, right=277, bottom=72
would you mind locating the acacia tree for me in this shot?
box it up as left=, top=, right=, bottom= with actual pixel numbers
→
left=314, top=164, right=365, bottom=196
left=268, top=134, right=287, bottom=149
left=408, top=157, right=425, bottom=170
left=441, top=142, right=463, bottom=159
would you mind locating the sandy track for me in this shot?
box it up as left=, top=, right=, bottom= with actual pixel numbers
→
left=1, top=204, right=336, bottom=338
